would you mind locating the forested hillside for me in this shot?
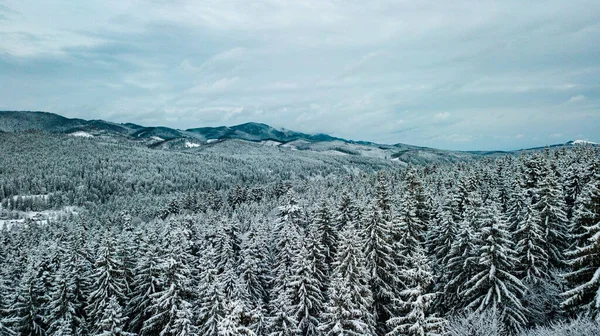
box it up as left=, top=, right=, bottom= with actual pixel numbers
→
left=1, top=131, right=599, bottom=335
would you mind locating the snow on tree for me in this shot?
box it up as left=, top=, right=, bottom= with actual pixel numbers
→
left=287, top=242, right=325, bottom=336
left=270, top=192, right=303, bottom=313
left=196, top=245, right=225, bottom=336
left=514, top=204, right=549, bottom=283
left=239, top=225, right=270, bottom=308
left=218, top=300, right=255, bottom=336
left=7, top=263, right=47, bottom=336
left=395, top=185, right=426, bottom=266
left=127, top=233, right=163, bottom=334
left=87, top=235, right=128, bottom=334
left=141, top=225, right=197, bottom=336
left=319, top=225, right=376, bottom=336
left=313, top=200, right=338, bottom=277
left=461, top=203, right=528, bottom=333
left=96, top=296, right=134, bottom=336
left=535, top=170, right=570, bottom=270
left=387, top=246, right=445, bottom=336
left=47, top=254, right=89, bottom=335
left=506, top=179, right=528, bottom=233
left=426, top=198, right=457, bottom=274
left=335, top=191, right=360, bottom=232
left=362, top=202, right=400, bottom=334
left=562, top=168, right=600, bottom=319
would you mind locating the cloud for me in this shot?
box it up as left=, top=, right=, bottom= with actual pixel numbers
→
left=434, top=112, right=450, bottom=120
left=567, top=94, right=586, bottom=103
left=0, top=0, right=599, bottom=150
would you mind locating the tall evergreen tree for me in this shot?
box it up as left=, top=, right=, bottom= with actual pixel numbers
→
left=535, top=171, right=570, bottom=270
left=461, top=204, right=527, bottom=333
left=319, top=225, right=376, bottom=336
left=7, top=263, right=47, bottom=336
left=96, top=296, right=134, bottom=336
left=514, top=204, right=549, bottom=283
left=287, top=243, right=325, bottom=336
left=141, top=226, right=197, bottom=336
left=562, top=170, right=600, bottom=319
left=387, top=247, right=445, bottom=336
left=362, top=202, right=400, bottom=335
left=87, top=235, right=128, bottom=334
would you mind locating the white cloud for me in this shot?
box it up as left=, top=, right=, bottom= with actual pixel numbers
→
left=567, top=94, right=586, bottom=103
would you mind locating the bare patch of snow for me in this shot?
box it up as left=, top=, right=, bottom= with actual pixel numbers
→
left=151, top=136, right=164, bottom=141
left=206, top=139, right=219, bottom=144
left=0, top=206, right=82, bottom=229
left=261, top=140, right=282, bottom=147
left=572, top=140, right=597, bottom=145
left=69, top=131, right=93, bottom=138
left=185, top=141, right=201, bottom=148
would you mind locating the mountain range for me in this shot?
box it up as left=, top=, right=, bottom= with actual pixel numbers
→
left=0, top=111, right=595, bottom=165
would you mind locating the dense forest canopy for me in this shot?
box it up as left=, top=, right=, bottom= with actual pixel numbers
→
left=1, top=131, right=599, bottom=335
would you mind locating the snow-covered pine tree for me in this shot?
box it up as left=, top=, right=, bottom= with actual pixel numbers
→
left=196, top=245, right=225, bottom=336
left=96, top=296, right=134, bottom=336
left=46, top=255, right=89, bottom=335
left=426, top=198, right=457, bottom=275
left=87, top=235, right=128, bottom=334
left=514, top=204, right=549, bottom=283
left=570, top=164, right=600, bottom=248
left=461, top=203, right=528, bottom=333
left=287, top=242, right=325, bottom=336
left=127, top=233, right=163, bottom=334
left=313, top=200, right=338, bottom=278
left=7, top=262, right=47, bottom=336
left=562, top=168, right=600, bottom=319
left=506, top=178, right=528, bottom=233
left=535, top=169, right=570, bottom=270
left=362, top=202, right=400, bottom=335
left=239, top=225, right=270, bottom=309
left=335, top=191, right=360, bottom=232
left=141, top=225, right=197, bottom=336
left=395, top=185, right=426, bottom=267
left=319, top=225, right=376, bottom=336
left=270, top=191, right=303, bottom=316
left=439, top=199, right=480, bottom=315
left=387, top=246, right=445, bottom=336
left=218, top=300, right=255, bottom=336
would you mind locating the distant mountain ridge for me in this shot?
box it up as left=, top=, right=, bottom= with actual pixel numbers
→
left=0, top=111, right=596, bottom=165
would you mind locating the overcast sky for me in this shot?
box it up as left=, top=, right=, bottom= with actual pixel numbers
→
left=1, top=0, right=599, bottom=150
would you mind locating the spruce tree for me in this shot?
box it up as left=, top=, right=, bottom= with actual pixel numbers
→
left=96, top=296, right=134, bottom=336
left=7, top=263, right=47, bottom=336
left=362, top=202, right=399, bottom=334
left=461, top=204, right=527, bottom=333
left=535, top=170, right=570, bottom=270
left=141, top=226, right=197, bottom=336
left=287, top=243, right=325, bottom=336
left=319, top=225, right=376, bottom=335
left=196, top=246, right=225, bottom=336
left=514, top=204, right=549, bottom=282
left=562, top=170, right=600, bottom=319
left=387, top=246, right=445, bottom=336
left=127, top=234, right=163, bottom=334
left=87, top=235, right=128, bottom=334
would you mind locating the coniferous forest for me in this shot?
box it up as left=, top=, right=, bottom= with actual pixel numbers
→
left=1, top=132, right=600, bottom=336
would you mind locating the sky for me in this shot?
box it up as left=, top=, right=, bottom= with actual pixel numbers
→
left=1, top=0, right=599, bottom=150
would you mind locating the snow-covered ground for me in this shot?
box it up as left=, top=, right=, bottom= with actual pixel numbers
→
left=206, top=139, right=219, bottom=144
left=185, top=141, right=201, bottom=148
left=572, top=139, right=597, bottom=145
left=0, top=206, right=81, bottom=228
left=261, top=140, right=282, bottom=147
left=69, top=131, right=94, bottom=138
